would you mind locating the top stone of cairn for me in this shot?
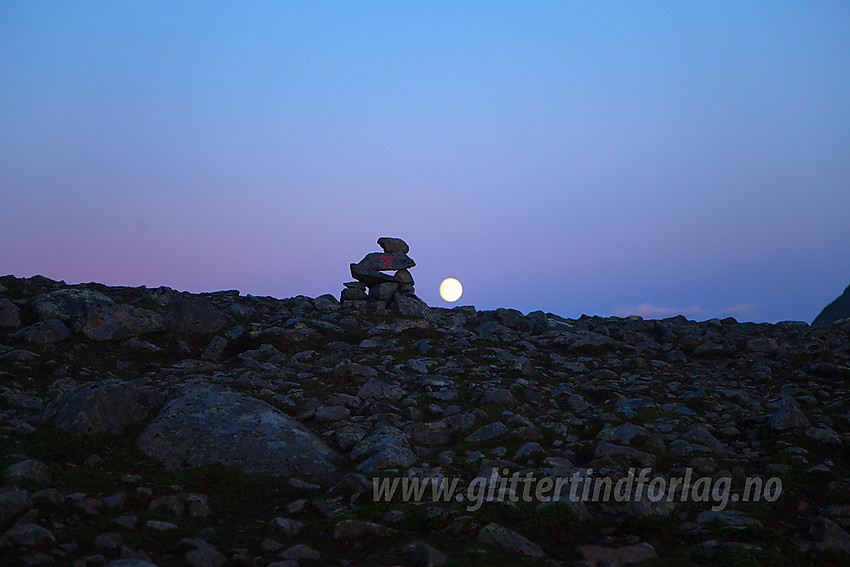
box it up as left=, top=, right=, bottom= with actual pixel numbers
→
left=377, top=237, right=409, bottom=255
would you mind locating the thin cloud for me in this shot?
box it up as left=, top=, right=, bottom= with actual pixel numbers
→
left=613, top=303, right=706, bottom=318
left=613, top=302, right=757, bottom=320
left=720, top=303, right=757, bottom=317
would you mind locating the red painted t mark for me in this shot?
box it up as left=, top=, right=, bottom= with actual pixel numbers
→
left=378, top=255, right=393, bottom=268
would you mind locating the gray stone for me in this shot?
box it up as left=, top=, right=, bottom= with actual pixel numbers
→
left=478, top=387, right=515, bottom=405
left=31, top=289, right=162, bottom=340
left=93, top=532, right=124, bottom=552
left=350, top=262, right=401, bottom=286
left=282, top=543, right=321, bottom=560
left=577, top=542, right=658, bottom=566
left=3, top=523, right=56, bottom=549
left=180, top=538, right=227, bottom=567
left=136, top=384, right=338, bottom=478
left=377, top=237, right=410, bottom=254
left=335, top=424, right=367, bottom=451
left=0, top=298, right=21, bottom=328
left=476, top=522, right=544, bottom=558
left=201, top=336, right=228, bottom=361
left=393, top=293, right=434, bottom=321
left=0, top=490, right=34, bottom=528
left=41, top=379, right=148, bottom=435
left=594, top=441, right=656, bottom=468
left=341, top=286, right=369, bottom=301
left=357, top=444, right=418, bottom=473
left=370, top=282, right=399, bottom=302
left=145, top=520, right=178, bottom=530
left=395, top=268, right=415, bottom=284
left=514, top=442, right=545, bottom=461
left=405, top=421, right=453, bottom=446
left=143, top=287, right=225, bottom=333
left=565, top=393, right=592, bottom=413
left=465, top=422, right=508, bottom=442
left=31, top=288, right=112, bottom=321
left=805, top=426, right=842, bottom=444
left=4, top=459, right=51, bottom=486
left=111, top=515, right=137, bottom=530
left=607, top=423, right=649, bottom=445
left=681, top=425, right=727, bottom=455
left=313, top=294, right=340, bottom=311
left=746, top=337, right=779, bottom=354
left=269, top=517, right=305, bottom=535
left=314, top=405, right=351, bottom=422
left=696, top=510, right=762, bottom=528
left=333, top=519, right=384, bottom=541
left=769, top=396, right=810, bottom=431
left=357, top=378, right=406, bottom=401
left=8, top=319, right=70, bottom=344
left=350, top=251, right=415, bottom=286
left=810, top=516, right=850, bottom=552
left=402, top=540, right=448, bottom=567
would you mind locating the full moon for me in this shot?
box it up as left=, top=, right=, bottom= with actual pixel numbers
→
left=439, top=278, right=463, bottom=302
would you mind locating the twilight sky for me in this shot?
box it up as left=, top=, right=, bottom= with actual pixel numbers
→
left=2, top=1, right=849, bottom=323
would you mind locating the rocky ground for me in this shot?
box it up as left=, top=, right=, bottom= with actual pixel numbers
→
left=1, top=274, right=850, bottom=566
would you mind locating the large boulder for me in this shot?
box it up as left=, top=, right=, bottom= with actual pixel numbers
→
left=8, top=319, right=70, bottom=344
left=143, top=287, right=225, bottom=334
left=813, top=284, right=850, bottom=327
left=393, top=294, right=434, bottom=321
left=30, top=289, right=162, bottom=340
left=41, top=379, right=149, bottom=435
left=136, top=385, right=339, bottom=479
left=0, top=298, right=21, bottom=328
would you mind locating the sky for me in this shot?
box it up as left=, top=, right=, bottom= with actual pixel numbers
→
left=2, top=1, right=849, bottom=323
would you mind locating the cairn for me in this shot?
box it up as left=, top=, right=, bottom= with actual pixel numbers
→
left=341, top=237, right=432, bottom=319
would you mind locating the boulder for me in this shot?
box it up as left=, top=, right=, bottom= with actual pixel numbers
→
left=0, top=298, right=21, bottom=328
left=476, top=523, right=544, bottom=557
left=577, top=542, right=658, bottom=566
left=394, top=293, right=434, bottom=321
left=0, top=491, right=34, bottom=529
left=769, top=396, right=810, bottom=431
left=136, top=385, right=338, bottom=479
left=8, top=319, right=70, bottom=344
left=30, top=289, right=162, bottom=340
left=41, top=379, right=149, bottom=435
left=144, top=288, right=225, bottom=334
left=4, top=459, right=51, bottom=486
left=377, top=237, right=410, bottom=254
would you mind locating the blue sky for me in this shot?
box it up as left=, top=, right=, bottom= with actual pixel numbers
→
left=2, top=1, right=849, bottom=322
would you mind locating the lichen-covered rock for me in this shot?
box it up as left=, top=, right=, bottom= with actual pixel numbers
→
left=394, top=293, right=434, bottom=321
left=41, top=379, right=149, bottom=435
left=136, top=385, right=338, bottom=479
left=30, top=289, right=162, bottom=340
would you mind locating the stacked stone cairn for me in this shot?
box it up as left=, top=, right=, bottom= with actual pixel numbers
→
left=340, top=237, right=432, bottom=319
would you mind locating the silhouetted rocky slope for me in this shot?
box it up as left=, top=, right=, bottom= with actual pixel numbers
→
left=1, top=274, right=850, bottom=566
left=814, top=284, right=850, bottom=328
